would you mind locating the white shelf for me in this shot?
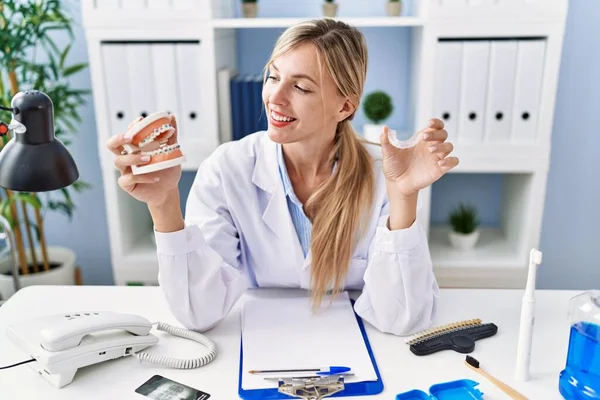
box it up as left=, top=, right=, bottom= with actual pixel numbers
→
left=82, top=0, right=568, bottom=288
left=429, top=226, right=523, bottom=269
left=211, top=17, right=425, bottom=29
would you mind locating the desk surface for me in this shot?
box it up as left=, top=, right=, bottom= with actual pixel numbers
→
left=0, top=285, right=575, bottom=399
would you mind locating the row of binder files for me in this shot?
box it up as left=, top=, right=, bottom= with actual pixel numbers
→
left=434, top=39, right=547, bottom=144
left=229, top=74, right=268, bottom=141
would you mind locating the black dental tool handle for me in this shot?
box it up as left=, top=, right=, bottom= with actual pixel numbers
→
left=409, top=323, right=498, bottom=356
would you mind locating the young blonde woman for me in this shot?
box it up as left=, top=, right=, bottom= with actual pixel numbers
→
left=107, top=18, right=458, bottom=336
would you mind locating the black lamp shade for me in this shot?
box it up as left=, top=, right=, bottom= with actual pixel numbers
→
left=0, top=90, right=79, bottom=192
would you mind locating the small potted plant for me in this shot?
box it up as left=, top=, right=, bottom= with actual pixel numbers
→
left=242, top=0, right=258, bottom=18
left=448, top=203, right=480, bottom=250
left=362, top=90, right=393, bottom=142
left=323, top=0, right=338, bottom=18
left=387, top=0, right=402, bottom=17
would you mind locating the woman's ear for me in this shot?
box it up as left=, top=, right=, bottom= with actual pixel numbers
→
left=337, top=98, right=356, bottom=122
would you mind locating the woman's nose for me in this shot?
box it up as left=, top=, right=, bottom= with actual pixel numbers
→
left=267, top=84, right=289, bottom=107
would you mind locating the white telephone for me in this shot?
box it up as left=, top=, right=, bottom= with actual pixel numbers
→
left=5, top=310, right=217, bottom=388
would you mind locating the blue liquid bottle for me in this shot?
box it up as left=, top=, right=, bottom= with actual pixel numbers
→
left=559, top=290, right=600, bottom=399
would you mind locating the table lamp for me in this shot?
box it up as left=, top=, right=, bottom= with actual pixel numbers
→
left=0, top=90, right=79, bottom=297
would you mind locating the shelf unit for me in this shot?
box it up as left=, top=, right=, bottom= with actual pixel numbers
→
left=81, top=0, right=568, bottom=288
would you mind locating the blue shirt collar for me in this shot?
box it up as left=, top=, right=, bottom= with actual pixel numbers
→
left=277, top=143, right=339, bottom=206
left=277, top=143, right=303, bottom=206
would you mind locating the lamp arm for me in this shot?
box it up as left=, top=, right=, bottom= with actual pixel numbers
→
left=0, top=214, right=21, bottom=295
left=0, top=105, right=18, bottom=114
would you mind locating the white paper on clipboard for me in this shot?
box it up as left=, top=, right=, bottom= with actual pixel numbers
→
left=240, top=290, right=378, bottom=390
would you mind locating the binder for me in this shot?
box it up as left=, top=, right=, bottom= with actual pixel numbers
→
left=121, top=0, right=145, bottom=9
left=95, top=0, right=120, bottom=9
left=147, top=0, right=171, bottom=9
left=433, top=41, right=462, bottom=142
left=172, top=0, right=195, bottom=10
left=484, top=40, right=518, bottom=143
left=510, top=39, right=546, bottom=143
left=237, top=295, right=383, bottom=399
left=458, top=40, right=490, bottom=143
left=150, top=44, right=182, bottom=122
left=101, top=44, right=132, bottom=137
left=126, top=44, right=156, bottom=122
left=217, top=68, right=233, bottom=143
left=175, top=43, right=203, bottom=143
left=230, top=74, right=243, bottom=140
left=240, top=74, right=255, bottom=137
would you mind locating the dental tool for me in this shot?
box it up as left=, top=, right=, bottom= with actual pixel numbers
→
left=515, top=248, right=543, bottom=382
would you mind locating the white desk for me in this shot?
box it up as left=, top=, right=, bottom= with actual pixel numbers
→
left=0, top=285, right=574, bottom=399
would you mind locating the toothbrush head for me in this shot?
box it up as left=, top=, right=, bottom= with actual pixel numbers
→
left=529, top=249, right=542, bottom=265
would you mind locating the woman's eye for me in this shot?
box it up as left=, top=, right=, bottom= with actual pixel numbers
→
left=295, top=85, right=309, bottom=93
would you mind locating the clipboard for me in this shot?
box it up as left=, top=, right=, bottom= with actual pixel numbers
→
left=237, top=299, right=384, bottom=399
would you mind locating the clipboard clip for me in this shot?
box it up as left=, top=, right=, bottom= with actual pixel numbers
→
left=277, top=375, right=345, bottom=400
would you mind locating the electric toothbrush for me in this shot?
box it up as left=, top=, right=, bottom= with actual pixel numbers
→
left=515, top=248, right=543, bottom=382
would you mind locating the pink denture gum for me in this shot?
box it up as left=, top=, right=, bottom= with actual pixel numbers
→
left=122, top=111, right=186, bottom=175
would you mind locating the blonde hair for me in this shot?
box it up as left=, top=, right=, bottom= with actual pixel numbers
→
left=263, top=19, right=375, bottom=309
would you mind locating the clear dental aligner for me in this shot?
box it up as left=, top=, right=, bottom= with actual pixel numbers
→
left=387, top=129, right=422, bottom=149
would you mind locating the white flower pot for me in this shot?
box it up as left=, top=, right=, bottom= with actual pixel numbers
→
left=0, top=246, right=76, bottom=301
left=363, top=124, right=385, bottom=143
left=323, top=3, right=338, bottom=17
left=448, top=230, right=480, bottom=250
left=242, top=3, right=258, bottom=18
left=387, top=2, right=402, bottom=16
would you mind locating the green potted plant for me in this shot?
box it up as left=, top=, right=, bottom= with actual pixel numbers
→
left=387, top=0, right=402, bottom=17
left=0, top=0, right=90, bottom=300
left=323, top=0, right=338, bottom=18
left=362, top=90, right=393, bottom=142
left=242, top=0, right=258, bottom=18
left=448, top=202, right=480, bottom=250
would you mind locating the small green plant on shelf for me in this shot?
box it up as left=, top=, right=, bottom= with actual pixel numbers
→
left=363, top=90, right=393, bottom=125
left=448, top=203, right=481, bottom=250
left=362, top=90, right=393, bottom=142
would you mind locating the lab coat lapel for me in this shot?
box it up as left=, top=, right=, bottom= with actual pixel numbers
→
left=251, top=135, right=304, bottom=262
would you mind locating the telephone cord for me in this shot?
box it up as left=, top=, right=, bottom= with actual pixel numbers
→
left=133, top=322, right=217, bottom=369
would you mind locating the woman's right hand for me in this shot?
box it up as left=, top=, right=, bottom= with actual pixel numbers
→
left=107, top=114, right=182, bottom=207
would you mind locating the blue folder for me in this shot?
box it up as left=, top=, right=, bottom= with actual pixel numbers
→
left=237, top=299, right=384, bottom=399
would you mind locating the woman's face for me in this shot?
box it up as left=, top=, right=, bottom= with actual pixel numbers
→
left=262, top=43, right=354, bottom=145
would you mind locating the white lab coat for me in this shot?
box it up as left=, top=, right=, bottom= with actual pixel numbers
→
left=155, top=131, right=439, bottom=336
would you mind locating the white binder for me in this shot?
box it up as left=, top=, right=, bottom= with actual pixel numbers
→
left=101, top=44, right=132, bottom=138
left=433, top=41, right=463, bottom=142
left=151, top=44, right=182, bottom=123
left=147, top=0, right=171, bottom=9
left=511, top=40, right=546, bottom=143
left=95, top=0, right=121, bottom=9
left=121, top=0, right=145, bottom=9
left=173, top=0, right=196, bottom=10
left=458, top=40, right=491, bottom=143
left=126, top=44, right=156, bottom=123
left=175, top=43, right=203, bottom=144
left=484, top=40, right=518, bottom=143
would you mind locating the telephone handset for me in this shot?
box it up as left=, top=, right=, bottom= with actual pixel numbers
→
left=40, top=311, right=153, bottom=351
left=5, top=311, right=217, bottom=388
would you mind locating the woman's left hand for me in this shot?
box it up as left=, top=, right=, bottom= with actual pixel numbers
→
left=380, top=118, right=459, bottom=198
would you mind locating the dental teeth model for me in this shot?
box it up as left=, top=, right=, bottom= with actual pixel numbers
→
left=122, top=111, right=186, bottom=175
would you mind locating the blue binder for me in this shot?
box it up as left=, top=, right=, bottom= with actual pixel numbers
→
left=237, top=299, right=384, bottom=399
